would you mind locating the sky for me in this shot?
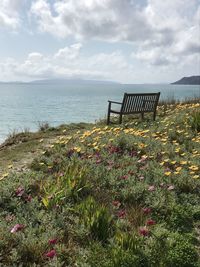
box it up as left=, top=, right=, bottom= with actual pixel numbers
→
left=0, top=0, right=199, bottom=83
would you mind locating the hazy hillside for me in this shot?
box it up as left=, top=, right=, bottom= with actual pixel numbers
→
left=172, top=76, right=200, bottom=85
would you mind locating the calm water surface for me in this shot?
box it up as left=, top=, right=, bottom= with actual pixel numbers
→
left=0, top=83, right=200, bottom=143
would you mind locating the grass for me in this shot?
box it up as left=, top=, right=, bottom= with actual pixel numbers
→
left=0, top=100, right=200, bottom=266
left=0, top=122, right=92, bottom=175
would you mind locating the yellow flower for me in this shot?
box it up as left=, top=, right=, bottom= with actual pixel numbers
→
left=189, top=166, right=199, bottom=171
left=1, top=173, right=9, bottom=179
left=180, top=161, right=187, bottom=165
left=139, top=143, right=147, bottom=148
left=74, top=147, right=81, bottom=153
left=193, top=175, right=199, bottom=179
left=176, top=167, right=182, bottom=172
left=171, top=161, right=176, bottom=165
left=164, top=159, right=169, bottom=162
left=165, top=172, right=171, bottom=176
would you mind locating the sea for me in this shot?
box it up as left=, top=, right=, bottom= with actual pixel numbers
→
left=0, top=82, right=200, bottom=144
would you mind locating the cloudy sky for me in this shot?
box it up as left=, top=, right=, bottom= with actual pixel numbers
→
left=0, top=0, right=199, bottom=83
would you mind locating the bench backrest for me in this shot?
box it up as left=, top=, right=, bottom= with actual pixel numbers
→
left=121, top=92, right=160, bottom=114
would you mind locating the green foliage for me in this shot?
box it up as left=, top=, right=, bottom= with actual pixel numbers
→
left=110, top=247, right=146, bottom=267
left=189, top=110, right=200, bottom=132
left=166, top=233, right=199, bottom=267
left=78, top=197, right=114, bottom=243
left=41, top=161, right=90, bottom=208
left=168, top=204, right=193, bottom=232
left=110, top=232, right=148, bottom=267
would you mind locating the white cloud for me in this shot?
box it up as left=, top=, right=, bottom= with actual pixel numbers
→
left=30, top=0, right=153, bottom=41
left=0, top=42, right=198, bottom=83
left=54, top=43, right=82, bottom=60
left=131, top=0, right=200, bottom=66
left=0, top=0, right=23, bottom=29
left=29, top=0, right=200, bottom=68
left=0, top=44, right=133, bottom=82
left=0, top=0, right=199, bottom=83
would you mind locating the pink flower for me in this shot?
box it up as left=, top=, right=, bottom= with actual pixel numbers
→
left=168, top=185, right=175, bottom=191
left=15, top=187, right=25, bottom=197
left=11, top=224, right=25, bottom=233
left=45, top=249, right=56, bottom=259
left=148, top=185, right=155, bottom=192
left=120, top=175, right=128, bottom=180
left=139, top=176, right=145, bottom=181
left=128, top=170, right=134, bottom=175
left=137, top=156, right=148, bottom=163
left=25, top=195, right=32, bottom=202
left=112, top=200, right=121, bottom=208
left=139, top=165, right=148, bottom=170
left=117, top=210, right=126, bottom=219
left=160, top=182, right=165, bottom=188
left=142, top=207, right=151, bottom=215
left=139, top=227, right=149, bottom=237
left=129, top=150, right=137, bottom=157
left=48, top=238, right=57, bottom=245
left=146, top=219, right=156, bottom=226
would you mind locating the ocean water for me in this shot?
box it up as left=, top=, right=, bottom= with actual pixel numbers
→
left=0, top=83, right=200, bottom=143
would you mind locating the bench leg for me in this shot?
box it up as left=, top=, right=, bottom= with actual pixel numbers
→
left=141, top=112, right=144, bottom=120
left=153, top=111, right=156, bottom=121
left=119, top=113, right=123, bottom=124
left=107, top=103, right=111, bottom=125
left=107, top=111, right=111, bottom=125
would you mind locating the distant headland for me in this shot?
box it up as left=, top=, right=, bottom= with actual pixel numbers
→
left=172, top=76, right=200, bottom=85
left=0, top=78, right=120, bottom=85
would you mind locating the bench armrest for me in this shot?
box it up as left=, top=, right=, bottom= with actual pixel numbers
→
left=108, top=100, right=122, bottom=105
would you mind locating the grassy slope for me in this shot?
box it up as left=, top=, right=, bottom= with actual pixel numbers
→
left=0, top=103, right=200, bottom=266
left=0, top=123, right=92, bottom=175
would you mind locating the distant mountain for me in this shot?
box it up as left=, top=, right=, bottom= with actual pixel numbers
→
left=172, top=76, right=200, bottom=85
left=0, top=78, right=120, bottom=85
left=29, top=78, right=120, bottom=85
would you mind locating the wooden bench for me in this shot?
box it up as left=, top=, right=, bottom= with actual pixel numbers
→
left=107, top=92, right=160, bottom=124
